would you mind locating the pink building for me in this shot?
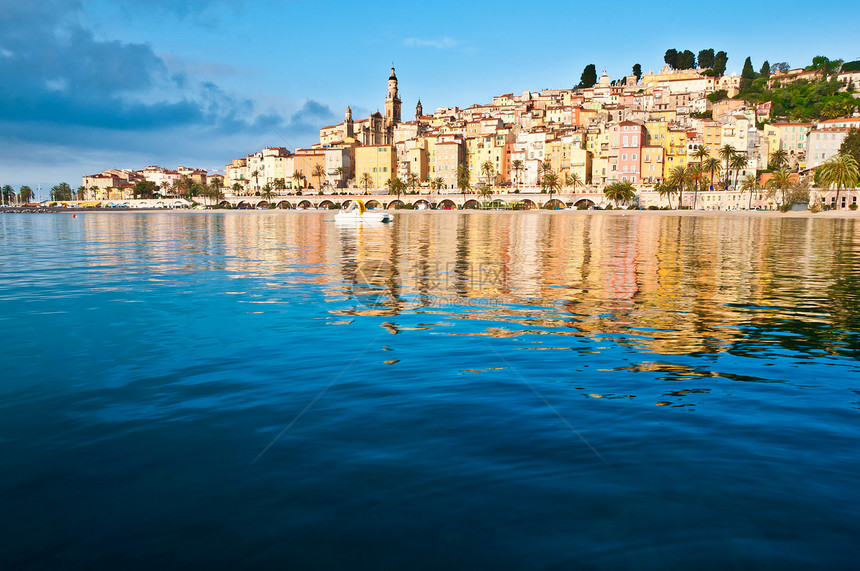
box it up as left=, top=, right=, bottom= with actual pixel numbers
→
left=617, top=121, right=644, bottom=184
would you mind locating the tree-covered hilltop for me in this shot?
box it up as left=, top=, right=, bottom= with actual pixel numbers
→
left=736, top=56, right=858, bottom=121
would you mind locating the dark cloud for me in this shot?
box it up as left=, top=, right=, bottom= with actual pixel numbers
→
left=0, top=0, right=286, bottom=133
left=289, top=100, right=336, bottom=133
left=0, top=0, right=330, bottom=185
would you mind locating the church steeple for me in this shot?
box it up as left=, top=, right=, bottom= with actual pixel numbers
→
left=384, top=67, right=401, bottom=125
left=345, top=106, right=353, bottom=138
left=416, top=98, right=423, bottom=119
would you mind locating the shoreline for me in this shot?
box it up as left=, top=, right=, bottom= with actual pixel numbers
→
left=3, top=206, right=860, bottom=219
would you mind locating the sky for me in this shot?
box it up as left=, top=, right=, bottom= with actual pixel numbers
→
left=1, top=0, right=858, bottom=190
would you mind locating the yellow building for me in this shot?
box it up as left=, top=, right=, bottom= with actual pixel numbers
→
left=355, top=145, right=397, bottom=189
left=664, top=128, right=688, bottom=170
left=641, top=145, right=664, bottom=184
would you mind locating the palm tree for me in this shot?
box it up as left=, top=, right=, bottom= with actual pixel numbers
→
left=770, top=149, right=789, bottom=171
left=702, top=157, right=721, bottom=190
left=251, top=169, right=260, bottom=191
left=478, top=183, right=493, bottom=206
left=656, top=181, right=678, bottom=209
left=386, top=176, right=405, bottom=203
left=730, top=153, right=749, bottom=191
left=692, top=145, right=710, bottom=167
left=292, top=170, right=305, bottom=194
left=668, top=165, right=690, bottom=209
left=431, top=176, right=444, bottom=192
left=767, top=169, right=795, bottom=209
left=261, top=184, right=276, bottom=203
left=456, top=164, right=470, bottom=203
left=19, top=186, right=33, bottom=204
left=604, top=181, right=636, bottom=208
left=538, top=161, right=552, bottom=192
left=740, top=174, right=759, bottom=210
left=818, top=153, right=860, bottom=210
left=312, top=163, right=325, bottom=192
left=359, top=172, right=373, bottom=195
left=2, top=185, right=16, bottom=205
left=511, top=159, right=524, bottom=189
left=719, top=144, right=737, bottom=188
left=481, top=160, right=495, bottom=187
left=334, top=167, right=345, bottom=188
left=542, top=170, right=561, bottom=205
left=232, top=182, right=242, bottom=195
left=565, top=172, right=583, bottom=193
left=687, top=163, right=704, bottom=208
left=406, top=172, right=419, bottom=194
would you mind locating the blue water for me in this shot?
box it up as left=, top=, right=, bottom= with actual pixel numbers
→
left=2, top=211, right=859, bottom=569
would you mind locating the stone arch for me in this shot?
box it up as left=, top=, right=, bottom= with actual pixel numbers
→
left=218, top=200, right=231, bottom=208
left=438, top=199, right=457, bottom=210
left=519, top=199, right=537, bottom=210
left=414, top=198, right=431, bottom=209
left=386, top=199, right=404, bottom=209
left=237, top=201, right=252, bottom=209
left=365, top=199, right=382, bottom=209
left=463, top=199, right=479, bottom=209
left=489, top=199, right=506, bottom=209
left=573, top=199, right=596, bottom=210
left=542, top=198, right=565, bottom=210
left=318, top=200, right=335, bottom=209
left=297, top=200, right=313, bottom=209
left=277, top=201, right=293, bottom=209
left=256, top=200, right=270, bottom=209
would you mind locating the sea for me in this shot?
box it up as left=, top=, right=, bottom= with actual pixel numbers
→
left=1, top=210, right=859, bottom=569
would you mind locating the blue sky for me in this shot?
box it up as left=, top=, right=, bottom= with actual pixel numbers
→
left=1, top=0, right=858, bottom=189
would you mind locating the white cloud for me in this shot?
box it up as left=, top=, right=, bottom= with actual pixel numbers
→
left=403, top=37, right=458, bottom=49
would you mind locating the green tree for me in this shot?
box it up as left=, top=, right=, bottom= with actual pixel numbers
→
left=604, top=181, right=636, bottom=208
left=292, top=170, right=305, bottom=193
left=19, top=186, right=33, bottom=204
left=250, top=169, right=260, bottom=191
left=664, top=49, right=679, bottom=70
left=565, top=172, right=583, bottom=193
left=667, top=165, right=690, bottom=208
left=714, top=51, right=729, bottom=76
left=578, top=64, right=597, bottom=88
left=632, top=63, right=642, bottom=81
left=702, top=157, right=721, bottom=189
left=740, top=56, right=757, bottom=90
left=406, top=172, right=419, bottom=193
left=542, top=170, right=561, bottom=203
left=133, top=180, right=158, bottom=199
left=359, top=172, right=373, bottom=195
left=430, top=176, right=444, bottom=191
left=456, top=164, right=470, bottom=202
left=766, top=169, right=796, bottom=210
left=679, top=50, right=696, bottom=70
left=760, top=60, right=771, bottom=78
left=312, top=163, right=325, bottom=192
left=511, top=159, right=524, bottom=189
left=481, top=160, right=495, bottom=186
left=770, top=149, right=789, bottom=171
left=385, top=176, right=406, bottom=203
left=261, top=184, right=275, bottom=203
left=719, top=144, right=737, bottom=187
left=477, top=183, right=493, bottom=206
left=50, top=182, right=72, bottom=201
left=656, top=181, right=678, bottom=209
left=730, top=153, right=749, bottom=190
left=740, top=174, right=759, bottom=210
left=838, top=127, right=860, bottom=164
left=698, top=49, right=715, bottom=69
left=818, top=153, right=860, bottom=210
left=2, top=185, right=15, bottom=205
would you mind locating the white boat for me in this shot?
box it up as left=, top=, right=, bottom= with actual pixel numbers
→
left=334, top=200, right=392, bottom=223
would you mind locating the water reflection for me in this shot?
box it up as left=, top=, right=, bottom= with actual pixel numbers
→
left=4, top=211, right=858, bottom=361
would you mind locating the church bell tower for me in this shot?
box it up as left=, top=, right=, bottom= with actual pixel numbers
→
left=384, top=67, right=401, bottom=125
left=416, top=99, right=423, bottom=119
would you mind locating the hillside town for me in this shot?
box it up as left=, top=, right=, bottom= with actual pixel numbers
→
left=70, top=55, right=860, bottom=210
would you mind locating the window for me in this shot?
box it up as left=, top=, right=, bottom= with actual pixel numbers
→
left=622, top=153, right=627, bottom=161
left=632, top=154, right=637, bottom=161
